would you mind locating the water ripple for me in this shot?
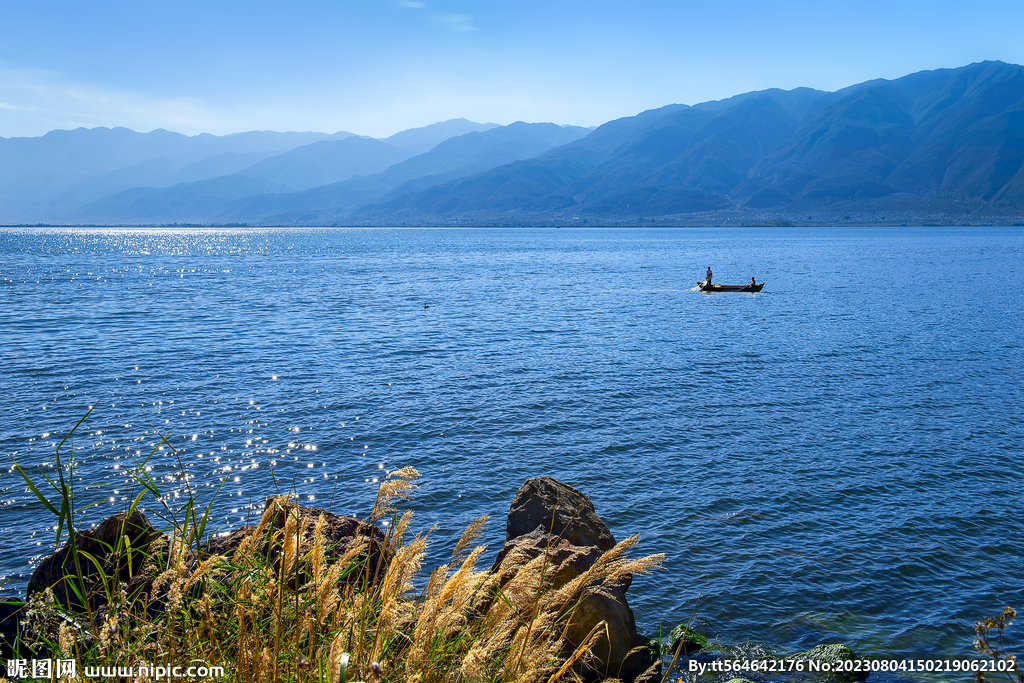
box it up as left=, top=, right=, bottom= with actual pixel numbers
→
left=2, top=226, right=1022, bottom=674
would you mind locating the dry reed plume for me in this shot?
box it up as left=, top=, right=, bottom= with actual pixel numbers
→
left=11, top=464, right=664, bottom=683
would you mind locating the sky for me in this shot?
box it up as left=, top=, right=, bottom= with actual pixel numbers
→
left=1, top=0, right=1023, bottom=139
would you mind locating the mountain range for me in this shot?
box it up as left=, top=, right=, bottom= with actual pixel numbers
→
left=4, top=61, right=1024, bottom=225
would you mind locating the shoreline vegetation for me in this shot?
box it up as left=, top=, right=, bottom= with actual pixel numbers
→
left=2, top=415, right=1020, bottom=683
left=3, top=411, right=670, bottom=682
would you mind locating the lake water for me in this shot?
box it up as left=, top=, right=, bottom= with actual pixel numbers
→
left=2, top=226, right=1022, bottom=678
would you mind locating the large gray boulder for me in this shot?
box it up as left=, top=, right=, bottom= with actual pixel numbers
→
left=491, top=477, right=655, bottom=682
left=501, top=476, right=616, bottom=554
left=490, top=524, right=638, bottom=669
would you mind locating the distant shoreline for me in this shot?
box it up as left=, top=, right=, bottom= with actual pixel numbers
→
left=4, top=215, right=1024, bottom=229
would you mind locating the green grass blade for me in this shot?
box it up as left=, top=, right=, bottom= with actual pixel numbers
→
left=54, top=404, right=94, bottom=457
left=13, top=463, right=60, bottom=516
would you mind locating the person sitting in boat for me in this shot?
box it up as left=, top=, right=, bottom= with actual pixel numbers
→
left=705, top=266, right=713, bottom=285
left=749, top=277, right=756, bottom=286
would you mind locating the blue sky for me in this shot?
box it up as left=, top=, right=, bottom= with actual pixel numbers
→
left=1, top=0, right=1022, bottom=138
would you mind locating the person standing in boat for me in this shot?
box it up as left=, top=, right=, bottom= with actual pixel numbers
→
left=705, top=266, right=713, bottom=285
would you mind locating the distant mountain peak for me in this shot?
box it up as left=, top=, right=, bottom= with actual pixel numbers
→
left=382, top=119, right=501, bottom=155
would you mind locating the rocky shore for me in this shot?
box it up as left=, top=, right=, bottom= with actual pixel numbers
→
left=1, top=476, right=875, bottom=682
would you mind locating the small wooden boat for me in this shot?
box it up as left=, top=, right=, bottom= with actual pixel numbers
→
left=698, top=281, right=764, bottom=292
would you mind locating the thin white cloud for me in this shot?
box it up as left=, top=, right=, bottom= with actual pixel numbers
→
left=398, top=1, right=426, bottom=8
left=432, top=13, right=477, bottom=32
left=0, top=65, right=231, bottom=136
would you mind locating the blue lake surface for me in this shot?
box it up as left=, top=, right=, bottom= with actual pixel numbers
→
left=1, top=226, right=1022, bottom=676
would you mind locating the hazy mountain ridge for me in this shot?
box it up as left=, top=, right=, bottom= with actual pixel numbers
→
left=71, top=136, right=417, bottom=223
left=0, top=119, right=493, bottom=222
left=70, top=176, right=297, bottom=224
left=354, top=61, right=1024, bottom=223
left=137, top=122, right=592, bottom=225
left=5, top=62, right=1024, bottom=225
left=382, top=118, right=501, bottom=155
left=0, top=127, right=357, bottom=222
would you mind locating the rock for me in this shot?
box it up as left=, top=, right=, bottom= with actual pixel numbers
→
left=490, top=526, right=604, bottom=582
left=123, top=532, right=200, bottom=617
left=0, top=597, right=28, bottom=659
left=723, top=679, right=756, bottom=683
left=27, top=510, right=163, bottom=611
left=492, top=477, right=642, bottom=681
left=565, top=582, right=638, bottom=678
left=485, top=526, right=636, bottom=666
left=262, top=497, right=392, bottom=584
left=203, top=497, right=392, bottom=587
left=667, top=623, right=707, bottom=655
left=274, top=497, right=393, bottom=589
left=202, top=525, right=257, bottom=557
left=26, top=496, right=391, bottom=619
left=617, top=633, right=663, bottom=683
left=502, top=476, right=616, bottom=554
left=790, top=643, right=867, bottom=680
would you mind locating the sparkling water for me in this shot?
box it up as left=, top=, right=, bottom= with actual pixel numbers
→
left=2, top=226, right=1022, bottom=675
